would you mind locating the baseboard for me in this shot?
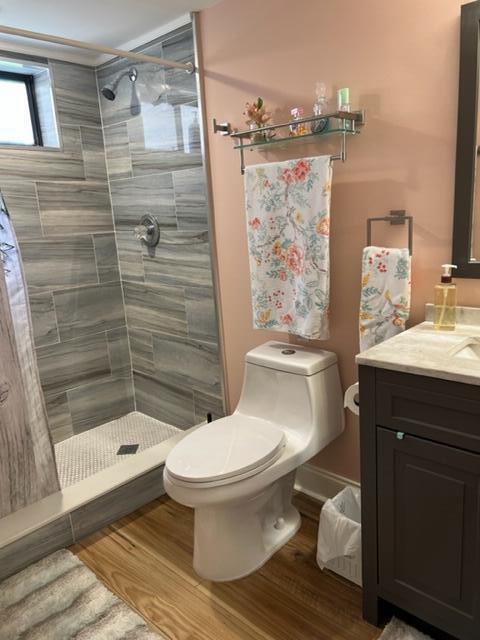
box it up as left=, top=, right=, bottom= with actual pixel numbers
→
left=294, top=463, right=360, bottom=503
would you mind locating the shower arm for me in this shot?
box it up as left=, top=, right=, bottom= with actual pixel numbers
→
left=0, top=24, right=195, bottom=73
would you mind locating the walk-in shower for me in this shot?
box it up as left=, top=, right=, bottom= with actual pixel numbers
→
left=0, top=16, right=224, bottom=562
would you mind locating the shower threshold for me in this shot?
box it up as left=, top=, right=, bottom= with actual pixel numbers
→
left=55, top=411, right=181, bottom=488
left=0, top=413, right=199, bottom=572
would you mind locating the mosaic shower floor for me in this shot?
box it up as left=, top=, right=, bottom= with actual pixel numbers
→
left=54, top=411, right=181, bottom=488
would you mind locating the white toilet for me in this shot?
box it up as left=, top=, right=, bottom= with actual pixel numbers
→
left=163, top=341, right=344, bottom=582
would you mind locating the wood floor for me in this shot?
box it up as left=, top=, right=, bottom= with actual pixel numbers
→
left=71, top=493, right=382, bottom=640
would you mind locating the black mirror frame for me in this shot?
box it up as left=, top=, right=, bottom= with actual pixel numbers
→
left=453, top=0, right=480, bottom=277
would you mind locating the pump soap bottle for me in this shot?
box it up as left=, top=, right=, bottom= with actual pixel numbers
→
left=433, top=264, right=457, bottom=331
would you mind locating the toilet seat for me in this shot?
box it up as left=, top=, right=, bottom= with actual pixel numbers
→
left=166, top=415, right=286, bottom=486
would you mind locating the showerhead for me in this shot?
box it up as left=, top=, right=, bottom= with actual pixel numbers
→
left=101, top=85, right=116, bottom=101
left=100, top=67, right=138, bottom=102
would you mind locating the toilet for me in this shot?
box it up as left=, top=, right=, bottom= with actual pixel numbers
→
left=163, top=341, right=345, bottom=582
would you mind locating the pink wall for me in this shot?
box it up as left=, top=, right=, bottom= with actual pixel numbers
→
left=199, top=0, right=480, bottom=482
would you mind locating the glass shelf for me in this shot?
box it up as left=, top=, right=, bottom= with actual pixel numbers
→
left=233, top=127, right=360, bottom=152
left=221, top=109, right=365, bottom=173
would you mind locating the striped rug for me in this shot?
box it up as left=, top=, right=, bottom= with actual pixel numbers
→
left=380, top=617, right=433, bottom=639
left=0, top=549, right=163, bottom=639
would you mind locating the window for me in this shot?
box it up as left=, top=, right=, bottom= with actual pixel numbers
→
left=0, top=71, right=43, bottom=146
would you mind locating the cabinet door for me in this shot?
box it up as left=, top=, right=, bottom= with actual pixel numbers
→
left=377, top=427, right=480, bottom=639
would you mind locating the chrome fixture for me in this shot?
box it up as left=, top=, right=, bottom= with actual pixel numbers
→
left=101, top=67, right=138, bottom=101
left=134, top=214, right=160, bottom=248
left=213, top=110, right=366, bottom=174
left=366, top=210, right=413, bottom=256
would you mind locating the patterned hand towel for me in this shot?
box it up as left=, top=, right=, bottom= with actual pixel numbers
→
left=359, top=246, right=411, bottom=351
left=245, top=156, right=332, bottom=339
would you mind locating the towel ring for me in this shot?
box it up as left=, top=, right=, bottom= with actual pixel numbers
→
left=366, top=210, right=413, bottom=256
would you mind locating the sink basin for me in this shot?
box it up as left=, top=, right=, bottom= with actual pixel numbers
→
left=449, top=337, right=480, bottom=361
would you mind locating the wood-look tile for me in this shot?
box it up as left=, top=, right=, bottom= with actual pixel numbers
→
left=110, top=172, right=175, bottom=229
left=116, top=230, right=145, bottom=283
left=173, top=166, right=209, bottom=231
left=185, top=285, right=218, bottom=342
left=0, top=180, right=42, bottom=240
left=51, top=61, right=101, bottom=127
left=0, top=126, right=84, bottom=180
left=127, top=104, right=202, bottom=176
left=37, top=180, right=113, bottom=236
left=193, top=388, right=225, bottom=423
left=20, top=236, right=98, bottom=292
left=143, top=230, right=213, bottom=288
left=107, top=326, right=132, bottom=378
left=134, top=371, right=195, bottom=428
left=93, top=233, right=120, bottom=283
left=152, top=333, right=221, bottom=397
left=29, top=291, right=59, bottom=347
left=129, top=328, right=154, bottom=375
left=45, top=392, right=74, bottom=443
left=103, top=122, right=132, bottom=180
left=36, top=332, right=111, bottom=398
left=70, top=467, right=165, bottom=541
left=53, top=282, right=125, bottom=341
left=80, top=126, right=108, bottom=181
left=0, top=516, right=73, bottom=582
left=68, top=375, right=135, bottom=434
left=124, top=281, right=187, bottom=336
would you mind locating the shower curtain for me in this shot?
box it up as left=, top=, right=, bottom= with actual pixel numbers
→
left=0, top=194, right=59, bottom=518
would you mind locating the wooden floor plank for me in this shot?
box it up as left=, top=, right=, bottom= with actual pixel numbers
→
left=72, top=495, right=381, bottom=640
left=75, top=528, right=265, bottom=640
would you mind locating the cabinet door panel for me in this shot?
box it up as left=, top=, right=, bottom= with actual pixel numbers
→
left=377, top=427, right=480, bottom=639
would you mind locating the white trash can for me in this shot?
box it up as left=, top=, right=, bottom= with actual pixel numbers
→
left=316, top=486, right=362, bottom=586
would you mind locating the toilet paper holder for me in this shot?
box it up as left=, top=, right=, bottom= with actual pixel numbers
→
left=344, top=382, right=360, bottom=416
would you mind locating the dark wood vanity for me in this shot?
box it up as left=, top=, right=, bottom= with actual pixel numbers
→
left=359, top=365, right=480, bottom=640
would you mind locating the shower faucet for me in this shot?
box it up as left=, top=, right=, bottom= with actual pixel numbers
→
left=134, top=214, right=160, bottom=247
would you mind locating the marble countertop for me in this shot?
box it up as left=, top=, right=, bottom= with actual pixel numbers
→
left=356, top=307, right=480, bottom=386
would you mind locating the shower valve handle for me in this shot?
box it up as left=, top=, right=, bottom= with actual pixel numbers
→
left=134, top=214, right=160, bottom=247
left=134, top=224, right=150, bottom=242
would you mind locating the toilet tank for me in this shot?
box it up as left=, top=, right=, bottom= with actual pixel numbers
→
left=236, top=342, right=344, bottom=453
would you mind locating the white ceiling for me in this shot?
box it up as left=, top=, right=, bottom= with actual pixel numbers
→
left=0, top=0, right=219, bottom=65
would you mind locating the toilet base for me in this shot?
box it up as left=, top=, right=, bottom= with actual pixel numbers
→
left=192, top=471, right=300, bottom=582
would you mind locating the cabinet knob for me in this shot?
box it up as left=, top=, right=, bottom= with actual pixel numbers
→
left=396, top=431, right=405, bottom=440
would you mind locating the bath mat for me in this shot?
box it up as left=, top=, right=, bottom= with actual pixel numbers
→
left=379, top=617, right=433, bottom=640
left=0, top=549, right=163, bottom=639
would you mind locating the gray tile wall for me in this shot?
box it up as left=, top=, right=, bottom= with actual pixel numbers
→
left=97, top=25, right=224, bottom=428
left=1, top=24, right=224, bottom=444
left=1, top=59, right=134, bottom=443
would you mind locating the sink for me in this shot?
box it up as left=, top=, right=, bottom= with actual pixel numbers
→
left=449, top=337, right=480, bottom=361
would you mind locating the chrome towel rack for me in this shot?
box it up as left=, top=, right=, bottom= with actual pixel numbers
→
left=366, top=210, right=413, bottom=256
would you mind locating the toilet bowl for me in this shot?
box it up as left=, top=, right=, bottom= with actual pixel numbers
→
left=164, top=341, right=345, bottom=582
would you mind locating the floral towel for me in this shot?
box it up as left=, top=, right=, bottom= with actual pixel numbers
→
left=245, top=156, right=332, bottom=339
left=359, top=246, right=411, bottom=351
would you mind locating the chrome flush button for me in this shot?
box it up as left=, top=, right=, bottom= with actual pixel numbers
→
left=281, top=349, right=296, bottom=355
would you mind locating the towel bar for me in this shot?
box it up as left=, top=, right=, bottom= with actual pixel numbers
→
left=366, top=210, right=413, bottom=256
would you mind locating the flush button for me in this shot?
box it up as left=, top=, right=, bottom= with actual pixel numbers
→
left=281, top=349, right=296, bottom=355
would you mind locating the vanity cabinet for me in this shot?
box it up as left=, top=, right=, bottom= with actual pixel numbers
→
left=359, top=366, right=480, bottom=640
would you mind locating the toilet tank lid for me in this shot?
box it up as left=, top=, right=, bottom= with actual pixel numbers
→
left=245, top=341, right=337, bottom=376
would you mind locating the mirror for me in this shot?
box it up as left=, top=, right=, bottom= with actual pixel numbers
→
left=453, top=0, right=480, bottom=277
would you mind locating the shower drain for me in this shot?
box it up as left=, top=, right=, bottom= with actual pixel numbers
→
left=117, top=444, right=139, bottom=455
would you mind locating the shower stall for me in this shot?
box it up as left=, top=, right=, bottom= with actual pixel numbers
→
left=0, top=16, right=225, bottom=574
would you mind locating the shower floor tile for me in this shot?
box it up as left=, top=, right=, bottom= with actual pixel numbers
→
left=54, top=411, right=181, bottom=488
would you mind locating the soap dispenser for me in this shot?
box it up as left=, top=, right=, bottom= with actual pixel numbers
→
left=433, top=264, right=457, bottom=331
